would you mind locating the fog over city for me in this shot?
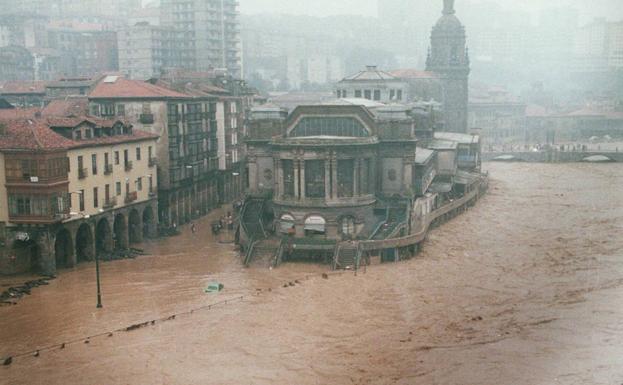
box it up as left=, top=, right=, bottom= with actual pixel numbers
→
left=0, top=1, right=622, bottom=384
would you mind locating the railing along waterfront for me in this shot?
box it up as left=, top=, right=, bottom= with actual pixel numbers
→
left=358, top=178, right=485, bottom=251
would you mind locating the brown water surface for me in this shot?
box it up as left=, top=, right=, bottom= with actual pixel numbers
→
left=1, top=163, right=623, bottom=385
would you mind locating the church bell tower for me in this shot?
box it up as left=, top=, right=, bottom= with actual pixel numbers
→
left=426, top=0, right=470, bottom=133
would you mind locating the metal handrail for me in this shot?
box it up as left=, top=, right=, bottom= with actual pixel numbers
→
left=332, top=243, right=342, bottom=270
left=244, top=237, right=258, bottom=267
left=369, top=207, right=390, bottom=240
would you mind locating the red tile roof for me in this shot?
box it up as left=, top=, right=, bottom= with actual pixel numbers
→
left=0, top=107, right=41, bottom=121
left=0, top=81, right=46, bottom=95
left=42, top=98, right=89, bottom=117
left=0, top=118, right=158, bottom=152
left=0, top=119, right=75, bottom=151
left=89, top=76, right=190, bottom=99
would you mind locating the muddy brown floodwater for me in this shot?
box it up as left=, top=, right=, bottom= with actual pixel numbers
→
left=1, top=162, right=623, bottom=385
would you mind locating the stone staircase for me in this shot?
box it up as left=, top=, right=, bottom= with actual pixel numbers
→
left=333, top=244, right=359, bottom=270
left=246, top=238, right=280, bottom=268
left=241, top=199, right=266, bottom=239
left=372, top=207, right=406, bottom=240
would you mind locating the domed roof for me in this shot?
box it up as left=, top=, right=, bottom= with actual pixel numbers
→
left=434, top=14, right=463, bottom=31
left=432, top=0, right=464, bottom=33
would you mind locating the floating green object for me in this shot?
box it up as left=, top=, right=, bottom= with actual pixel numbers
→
left=204, top=282, right=224, bottom=293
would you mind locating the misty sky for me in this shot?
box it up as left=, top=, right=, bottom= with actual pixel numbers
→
left=239, top=0, right=623, bottom=23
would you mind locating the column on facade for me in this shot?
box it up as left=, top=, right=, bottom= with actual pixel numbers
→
left=275, top=157, right=283, bottom=199
left=324, top=158, right=331, bottom=201
left=293, top=159, right=300, bottom=199
left=331, top=156, right=338, bottom=199
left=299, top=159, right=306, bottom=199
left=353, top=158, right=360, bottom=197
left=403, top=157, right=413, bottom=192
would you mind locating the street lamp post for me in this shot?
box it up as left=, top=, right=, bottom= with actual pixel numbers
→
left=69, top=190, right=102, bottom=309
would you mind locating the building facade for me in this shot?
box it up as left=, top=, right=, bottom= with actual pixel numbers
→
left=0, top=117, right=158, bottom=275
left=160, top=0, right=241, bottom=77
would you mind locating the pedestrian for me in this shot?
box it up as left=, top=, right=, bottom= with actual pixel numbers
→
left=191, top=222, right=196, bottom=234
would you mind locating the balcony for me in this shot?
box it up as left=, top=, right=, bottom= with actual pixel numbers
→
left=78, top=168, right=88, bottom=179
left=148, top=189, right=157, bottom=198
left=125, top=161, right=133, bottom=172
left=124, top=191, right=138, bottom=204
left=148, top=157, right=157, bottom=167
left=103, top=197, right=117, bottom=209
left=104, top=164, right=113, bottom=175
left=140, top=113, right=154, bottom=124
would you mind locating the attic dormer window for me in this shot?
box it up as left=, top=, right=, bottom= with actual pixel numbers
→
left=75, top=130, right=82, bottom=140
left=85, top=128, right=92, bottom=139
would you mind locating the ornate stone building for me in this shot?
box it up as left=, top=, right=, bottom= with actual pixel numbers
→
left=426, top=0, right=470, bottom=133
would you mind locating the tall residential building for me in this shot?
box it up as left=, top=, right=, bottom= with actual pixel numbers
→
left=160, top=0, right=241, bottom=77
left=118, top=22, right=194, bottom=80
left=573, top=19, right=623, bottom=74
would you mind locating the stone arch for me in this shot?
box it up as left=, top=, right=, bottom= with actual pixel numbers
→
left=113, top=213, right=128, bottom=251
left=278, top=213, right=296, bottom=234
left=304, top=215, right=326, bottom=236
left=10, top=239, right=40, bottom=274
left=75, top=223, right=94, bottom=263
left=54, top=228, right=74, bottom=269
left=95, top=218, right=113, bottom=256
left=142, top=206, right=155, bottom=238
left=129, top=209, right=142, bottom=244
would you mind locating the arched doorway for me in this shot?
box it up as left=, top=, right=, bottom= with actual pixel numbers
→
left=128, top=209, right=141, bottom=244
left=54, top=228, right=73, bottom=268
left=304, top=215, right=326, bottom=237
left=75, top=223, right=94, bottom=263
left=113, top=213, right=127, bottom=251
left=95, top=218, right=112, bottom=256
left=10, top=239, right=40, bottom=274
left=142, top=206, right=154, bottom=239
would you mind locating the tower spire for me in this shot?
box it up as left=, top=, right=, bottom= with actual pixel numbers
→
left=443, top=0, right=455, bottom=15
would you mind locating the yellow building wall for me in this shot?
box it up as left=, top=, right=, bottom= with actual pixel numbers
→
left=67, top=139, right=158, bottom=218
left=0, top=153, right=8, bottom=223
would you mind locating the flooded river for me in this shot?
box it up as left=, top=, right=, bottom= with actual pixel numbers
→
left=1, top=163, right=623, bottom=385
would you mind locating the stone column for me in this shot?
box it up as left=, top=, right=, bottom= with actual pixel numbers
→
left=324, top=159, right=331, bottom=201
left=275, top=157, right=283, bottom=198
left=293, top=159, right=300, bottom=199
left=37, top=232, right=55, bottom=275
left=299, top=160, right=306, bottom=199
left=353, top=159, right=360, bottom=197
left=331, top=157, right=338, bottom=198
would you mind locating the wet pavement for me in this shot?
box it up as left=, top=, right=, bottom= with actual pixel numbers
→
left=1, top=163, right=623, bottom=385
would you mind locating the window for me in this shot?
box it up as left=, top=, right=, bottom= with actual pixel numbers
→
left=105, top=184, right=110, bottom=203
left=136, top=147, right=141, bottom=161
left=281, top=160, right=294, bottom=197
left=78, top=155, right=84, bottom=171
left=364, top=90, right=372, bottom=100
left=355, top=90, right=362, bottom=98
left=279, top=214, right=295, bottom=233
left=85, top=128, right=92, bottom=139
left=104, top=153, right=109, bottom=167
left=75, top=130, right=82, bottom=140
left=390, top=89, right=395, bottom=100
left=91, top=154, right=97, bottom=175
left=304, top=215, right=326, bottom=236
left=116, top=182, right=121, bottom=196
left=337, top=159, right=354, bottom=198
left=373, top=90, right=381, bottom=101
left=342, top=90, right=347, bottom=98
left=101, top=103, right=115, bottom=116
left=340, top=216, right=356, bottom=237
left=397, top=89, right=403, bottom=100
left=304, top=160, right=325, bottom=199
left=137, top=177, right=142, bottom=191
left=114, top=151, right=120, bottom=165
left=124, top=149, right=129, bottom=166
left=148, top=175, right=153, bottom=193
left=79, top=189, right=85, bottom=211
left=290, top=117, right=369, bottom=138
left=148, top=146, right=153, bottom=159
left=116, top=104, right=125, bottom=116
left=93, top=187, right=98, bottom=208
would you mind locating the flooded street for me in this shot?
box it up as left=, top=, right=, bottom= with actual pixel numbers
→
left=2, top=162, right=623, bottom=385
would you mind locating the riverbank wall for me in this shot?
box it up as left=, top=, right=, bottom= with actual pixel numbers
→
left=482, top=151, right=623, bottom=163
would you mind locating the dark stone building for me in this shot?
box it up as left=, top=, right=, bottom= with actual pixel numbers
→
left=426, top=0, right=470, bottom=133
